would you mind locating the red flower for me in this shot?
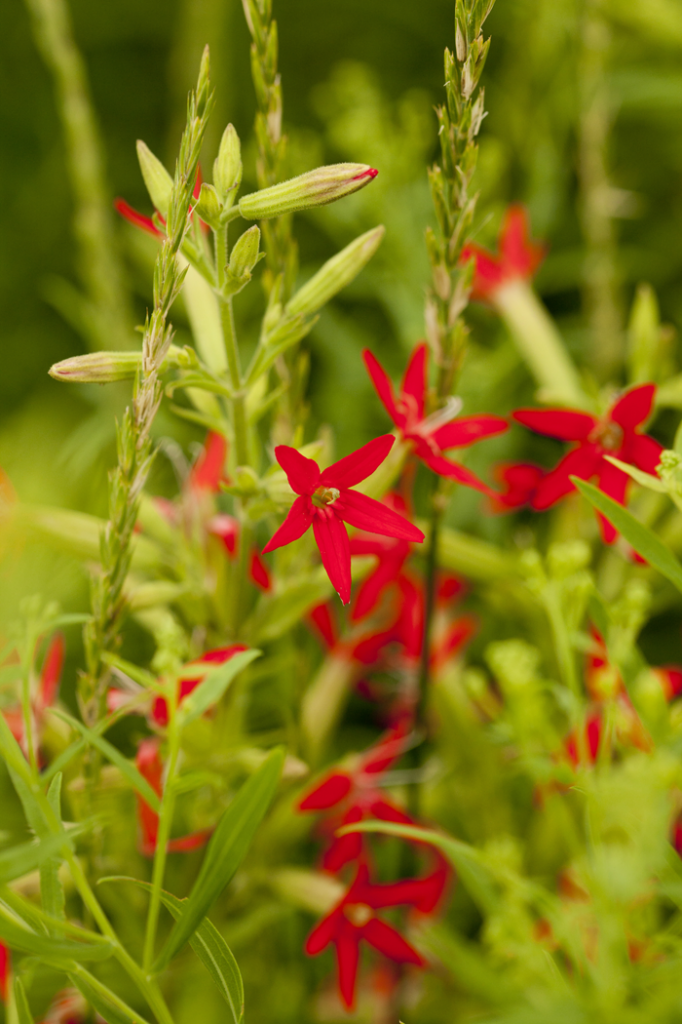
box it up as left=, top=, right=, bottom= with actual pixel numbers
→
left=299, top=725, right=414, bottom=872
left=135, top=739, right=212, bottom=857
left=114, top=198, right=162, bottom=238
left=489, top=462, right=544, bottom=513
left=348, top=494, right=413, bottom=622
left=189, top=431, right=229, bottom=492
left=305, top=862, right=424, bottom=1010
left=513, top=385, right=663, bottom=542
left=461, top=205, right=545, bottom=303
left=151, top=644, right=248, bottom=727
left=263, top=436, right=425, bottom=604
left=249, top=550, right=272, bottom=591
left=363, top=344, right=507, bottom=494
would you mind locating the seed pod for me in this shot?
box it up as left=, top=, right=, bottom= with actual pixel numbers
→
left=286, top=227, right=385, bottom=318
left=239, top=164, right=378, bottom=220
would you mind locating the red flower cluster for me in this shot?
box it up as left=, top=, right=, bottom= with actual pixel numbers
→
left=299, top=724, right=449, bottom=1009
left=460, top=205, right=545, bottom=303
left=513, top=385, right=663, bottom=542
left=363, top=343, right=507, bottom=494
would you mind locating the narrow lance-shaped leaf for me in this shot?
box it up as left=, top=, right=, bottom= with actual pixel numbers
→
left=51, top=710, right=161, bottom=813
left=68, top=962, right=154, bottom=1024
left=102, top=878, right=243, bottom=1022
left=178, top=649, right=261, bottom=726
left=0, top=823, right=90, bottom=887
left=41, top=773, right=66, bottom=926
left=13, top=979, right=35, bottom=1024
left=154, top=746, right=285, bottom=971
left=0, top=903, right=113, bottom=965
left=573, top=478, right=682, bottom=593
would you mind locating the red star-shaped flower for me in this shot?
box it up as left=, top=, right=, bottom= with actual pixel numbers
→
left=513, top=384, right=663, bottom=542
left=305, top=861, right=424, bottom=1010
left=263, top=436, right=425, bottom=604
left=461, top=205, right=545, bottom=303
left=363, top=344, right=507, bottom=494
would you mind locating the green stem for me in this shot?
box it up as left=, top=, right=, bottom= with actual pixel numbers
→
left=417, top=493, right=443, bottom=727
left=20, top=635, right=37, bottom=775
left=143, top=721, right=181, bottom=972
left=543, top=583, right=580, bottom=703
left=220, top=297, right=249, bottom=466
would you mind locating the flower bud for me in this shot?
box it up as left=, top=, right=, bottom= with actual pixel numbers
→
left=229, top=225, right=261, bottom=278
left=136, top=141, right=173, bottom=218
left=286, top=226, right=384, bottom=318
left=49, top=347, right=185, bottom=384
left=213, top=124, right=243, bottom=206
left=239, top=163, right=378, bottom=221
left=193, top=182, right=222, bottom=229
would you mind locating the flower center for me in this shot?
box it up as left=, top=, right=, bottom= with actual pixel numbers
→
left=345, top=902, right=374, bottom=927
left=312, top=486, right=340, bottom=508
left=590, top=420, right=624, bottom=453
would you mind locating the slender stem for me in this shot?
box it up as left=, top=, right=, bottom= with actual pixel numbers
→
left=20, top=634, right=37, bottom=774
left=219, top=297, right=249, bottom=466
left=417, top=492, right=444, bottom=727
left=543, top=584, right=580, bottom=702
left=143, top=718, right=182, bottom=972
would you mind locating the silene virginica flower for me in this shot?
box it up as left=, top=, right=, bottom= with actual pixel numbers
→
left=363, top=343, right=507, bottom=493
left=304, top=861, right=425, bottom=1011
left=513, top=384, right=663, bottom=542
left=460, top=204, right=545, bottom=303
left=263, top=436, right=425, bottom=604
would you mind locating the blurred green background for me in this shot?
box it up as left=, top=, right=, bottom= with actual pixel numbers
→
left=2, top=0, right=682, bottom=621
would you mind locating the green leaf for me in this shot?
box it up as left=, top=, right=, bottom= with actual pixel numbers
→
left=0, top=825, right=89, bottom=886
left=603, top=455, right=667, bottom=492
left=573, top=478, right=682, bottom=592
left=155, top=746, right=284, bottom=970
left=13, top=978, right=34, bottom=1024
left=51, top=710, right=161, bottom=813
left=338, top=820, right=498, bottom=913
left=0, top=902, right=113, bottom=964
left=178, top=649, right=261, bottom=726
left=41, top=773, right=66, bottom=925
left=68, top=963, right=153, bottom=1024
left=103, top=878, right=243, bottom=1022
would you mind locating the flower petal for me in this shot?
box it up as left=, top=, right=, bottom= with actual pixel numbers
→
left=337, top=490, right=425, bottom=543
left=500, top=206, right=545, bottom=281
left=461, top=243, right=504, bottom=302
left=627, top=433, right=664, bottom=475
left=305, top=908, right=342, bottom=956
left=609, top=384, right=656, bottom=430
left=274, top=445, right=320, bottom=495
left=416, top=448, right=495, bottom=495
left=432, top=414, right=508, bottom=451
left=401, top=344, right=427, bottom=421
left=513, top=408, right=596, bottom=441
left=321, top=435, right=395, bottom=490
left=335, top=922, right=361, bottom=1009
left=313, top=509, right=352, bottom=604
left=532, top=446, right=600, bottom=510
left=114, top=198, right=163, bottom=238
left=263, top=495, right=314, bottom=553
left=190, top=432, right=228, bottom=492
left=363, top=350, right=404, bottom=429
left=351, top=556, right=404, bottom=621
left=362, top=918, right=423, bottom=966
left=298, top=772, right=352, bottom=811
